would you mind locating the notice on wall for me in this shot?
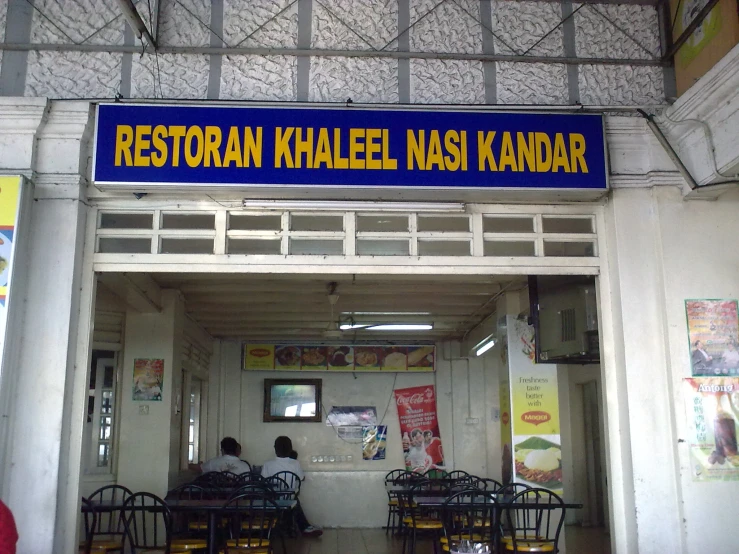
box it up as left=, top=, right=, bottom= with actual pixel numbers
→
left=507, top=316, right=563, bottom=494
left=362, top=425, right=387, bottom=461
left=243, top=343, right=435, bottom=372
left=133, top=358, right=164, bottom=401
left=499, top=325, right=514, bottom=486
left=686, top=300, right=739, bottom=376
left=0, top=177, right=23, bottom=367
left=395, top=385, right=445, bottom=473
left=684, top=377, right=739, bottom=481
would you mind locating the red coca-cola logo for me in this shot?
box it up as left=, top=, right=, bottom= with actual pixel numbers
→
left=521, top=411, right=551, bottom=425
left=250, top=348, right=271, bottom=358
left=396, top=388, right=433, bottom=406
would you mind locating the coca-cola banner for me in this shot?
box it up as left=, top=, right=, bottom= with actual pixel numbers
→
left=395, top=385, right=445, bottom=473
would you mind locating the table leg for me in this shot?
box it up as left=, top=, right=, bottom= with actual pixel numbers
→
left=207, top=511, right=218, bottom=554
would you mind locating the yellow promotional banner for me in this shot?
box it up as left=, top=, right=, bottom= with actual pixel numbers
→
left=242, top=343, right=435, bottom=372
left=507, top=315, right=563, bottom=494
left=0, top=177, right=23, bottom=358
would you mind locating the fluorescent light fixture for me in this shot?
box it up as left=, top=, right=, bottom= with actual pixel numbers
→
left=340, top=323, right=433, bottom=331
left=343, top=311, right=432, bottom=316
left=474, top=334, right=497, bottom=357
left=242, top=200, right=466, bottom=213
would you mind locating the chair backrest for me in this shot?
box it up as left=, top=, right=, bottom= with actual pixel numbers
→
left=442, top=490, right=498, bottom=551
left=168, top=483, right=209, bottom=536
left=269, top=471, right=302, bottom=496
left=447, top=470, right=471, bottom=482
left=263, top=475, right=295, bottom=500
left=474, top=478, right=502, bottom=493
left=384, top=469, right=412, bottom=484
left=496, top=482, right=531, bottom=498
left=221, top=492, right=279, bottom=550
left=88, top=484, right=133, bottom=536
left=240, top=459, right=253, bottom=472
left=80, top=497, right=97, bottom=554
left=504, top=488, right=565, bottom=550
left=230, top=482, right=276, bottom=499
left=236, top=471, right=263, bottom=485
left=122, top=492, right=173, bottom=553
left=170, top=483, right=207, bottom=500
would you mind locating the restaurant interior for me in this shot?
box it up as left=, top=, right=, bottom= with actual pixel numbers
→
left=79, top=271, right=608, bottom=553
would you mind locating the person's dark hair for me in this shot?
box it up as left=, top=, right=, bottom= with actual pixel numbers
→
left=221, top=437, right=239, bottom=456
left=274, top=436, right=293, bottom=458
left=411, top=428, right=423, bottom=438
left=289, top=449, right=298, bottom=460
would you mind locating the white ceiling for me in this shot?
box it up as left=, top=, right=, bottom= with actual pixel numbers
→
left=145, top=273, right=528, bottom=343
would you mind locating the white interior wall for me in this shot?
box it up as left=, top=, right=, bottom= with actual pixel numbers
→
left=217, top=339, right=500, bottom=527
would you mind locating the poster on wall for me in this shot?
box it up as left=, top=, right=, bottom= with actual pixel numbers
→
left=507, top=316, right=563, bottom=494
left=395, top=385, right=445, bottom=473
left=685, top=300, right=739, bottom=376
left=0, top=177, right=23, bottom=367
left=673, top=0, right=722, bottom=67
left=133, top=358, right=164, bottom=401
left=326, top=406, right=377, bottom=427
left=362, top=425, right=387, bottom=460
left=499, top=322, right=513, bottom=486
left=684, top=377, right=739, bottom=481
left=243, top=343, right=435, bottom=372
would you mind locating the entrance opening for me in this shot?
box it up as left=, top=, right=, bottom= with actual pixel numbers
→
left=82, top=271, right=610, bottom=553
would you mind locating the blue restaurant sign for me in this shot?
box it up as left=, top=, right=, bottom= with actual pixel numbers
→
left=93, top=104, right=607, bottom=190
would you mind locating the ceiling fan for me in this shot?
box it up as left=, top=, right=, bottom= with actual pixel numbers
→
left=323, top=282, right=342, bottom=339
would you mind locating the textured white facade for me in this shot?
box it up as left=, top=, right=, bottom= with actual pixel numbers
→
left=1, top=0, right=668, bottom=106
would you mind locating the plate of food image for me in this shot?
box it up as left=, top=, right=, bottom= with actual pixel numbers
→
left=328, top=346, right=353, bottom=368
left=513, top=436, right=563, bottom=490
left=275, top=345, right=301, bottom=368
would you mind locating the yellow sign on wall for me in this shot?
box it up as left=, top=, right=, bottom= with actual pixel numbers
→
left=0, top=177, right=23, bottom=357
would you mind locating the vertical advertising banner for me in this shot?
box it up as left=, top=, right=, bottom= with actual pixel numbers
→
left=685, top=300, right=739, bottom=376
left=0, top=177, right=23, bottom=363
left=507, top=316, right=563, bottom=494
left=684, top=377, right=739, bottom=481
left=395, top=385, right=445, bottom=473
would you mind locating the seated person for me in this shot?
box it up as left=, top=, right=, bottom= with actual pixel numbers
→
left=199, top=437, right=251, bottom=474
left=262, top=436, right=322, bottom=538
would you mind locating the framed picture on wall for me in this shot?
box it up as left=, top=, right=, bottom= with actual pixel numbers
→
left=133, top=358, right=164, bottom=401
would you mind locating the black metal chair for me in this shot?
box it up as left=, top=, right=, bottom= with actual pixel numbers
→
left=447, top=470, right=472, bottom=483
left=121, top=492, right=189, bottom=554
left=267, top=471, right=302, bottom=498
left=440, top=490, right=499, bottom=553
left=80, top=497, right=97, bottom=554
left=168, top=484, right=210, bottom=550
left=397, top=480, right=449, bottom=554
left=85, top=484, right=132, bottom=552
left=220, top=492, right=280, bottom=553
left=385, top=469, right=414, bottom=535
left=263, top=474, right=300, bottom=538
left=502, top=488, right=565, bottom=553
left=235, top=472, right=263, bottom=485
left=473, top=478, right=503, bottom=493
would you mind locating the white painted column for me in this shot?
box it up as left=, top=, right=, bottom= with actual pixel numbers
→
left=604, top=187, right=685, bottom=553
left=117, top=290, right=186, bottom=496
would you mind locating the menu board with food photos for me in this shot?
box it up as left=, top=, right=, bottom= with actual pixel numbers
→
left=243, top=343, right=435, bottom=372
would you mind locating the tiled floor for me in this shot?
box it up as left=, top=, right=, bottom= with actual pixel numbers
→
left=279, top=525, right=611, bottom=553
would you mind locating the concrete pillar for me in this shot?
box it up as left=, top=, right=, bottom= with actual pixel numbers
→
left=117, top=290, right=186, bottom=496
left=0, top=99, right=94, bottom=554
left=605, top=187, right=684, bottom=553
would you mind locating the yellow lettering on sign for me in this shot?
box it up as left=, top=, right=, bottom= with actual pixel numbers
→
left=244, top=127, right=262, bottom=168
left=477, top=131, right=497, bottom=171
left=569, top=133, right=588, bottom=173
left=382, top=129, right=397, bottom=170
left=517, top=132, right=535, bottom=172
left=426, top=130, right=444, bottom=171
left=552, top=133, right=570, bottom=173
left=134, top=125, right=151, bottom=167
left=499, top=131, right=517, bottom=172
left=444, top=130, right=461, bottom=171
left=349, top=128, right=365, bottom=169
left=274, top=127, right=294, bottom=169
left=115, top=125, right=134, bottom=166
left=460, top=131, right=468, bottom=171
left=365, top=128, right=382, bottom=170
left=294, top=127, right=314, bottom=169
left=150, top=125, right=168, bottom=168
left=314, top=128, right=333, bottom=169
left=535, top=132, right=552, bottom=172
left=223, top=127, right=242, bottom=168
left=184, top=126, right=204, bottom=167
left=169, top=126, right=186, bottom=167
left=407, top=130, right=425, bottom=170
left=204, top=126, right=222, bottom=168
left=333, top=128, right=349, bottom=169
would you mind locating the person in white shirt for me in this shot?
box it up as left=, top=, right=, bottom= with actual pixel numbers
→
left=722, top=341, right=739, bottom=371
left=200, top=437, right=251, bottom=474
left=262, top=436, right=322, bottom=537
